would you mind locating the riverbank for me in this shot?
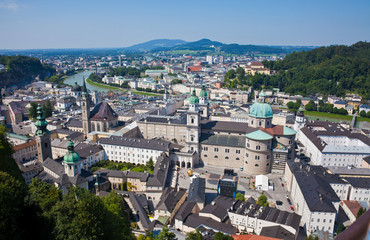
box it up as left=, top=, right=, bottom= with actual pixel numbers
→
left=304, top=111, right=370, bottom=123
left=86, top=78, right=162, bottom=96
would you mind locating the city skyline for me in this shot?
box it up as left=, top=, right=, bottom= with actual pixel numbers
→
left=0, top=0, right=370, bottom=49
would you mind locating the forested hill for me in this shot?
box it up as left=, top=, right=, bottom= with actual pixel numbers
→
left=261, top=41, right=370, bottom=99
left=0, top=55, right=55, bottom=88
left=224, top=41, right=370, bottom=100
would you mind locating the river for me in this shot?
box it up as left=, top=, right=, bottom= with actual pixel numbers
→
left=64, top=70, right=110, bottom=92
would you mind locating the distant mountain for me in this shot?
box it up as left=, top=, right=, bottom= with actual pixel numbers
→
left=150, top=38, right=315, bottom=55
left=123, top=39, right=187, bottom=52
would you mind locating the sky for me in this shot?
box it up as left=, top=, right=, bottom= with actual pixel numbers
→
left=0, top=0, right=369, bottom=49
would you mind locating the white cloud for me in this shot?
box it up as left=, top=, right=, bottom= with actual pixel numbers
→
left=0, top=0, right=19, bottom=10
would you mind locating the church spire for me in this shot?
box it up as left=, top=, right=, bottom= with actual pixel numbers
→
left=35, top=104, right=48, bottom=136
left=82, top=77, right=88, bottom=95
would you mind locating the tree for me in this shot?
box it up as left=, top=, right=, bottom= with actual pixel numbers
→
left=146, top=157, right=155, bottom=171
left=235, top=193, right=245, bottom=202
left=305, top=235, right=319, bottom=240
left=257, top=193, right=269, bottom=207
left=0, top=171, right=27, bottom=240
left=305, top=100, right=316, bottom=111
left=214, top=232, right=233, bottom=240
left=27, top=178, right=61, bottom=215
left=0, top=125, right=23, bottom=181
left=29, top=102, right=38, bottom=119
left=360, top=110, right=366, bottom=117
left=186, top=229, right=204, bottom=240
left=357, top=207, right=366, bottom=219
left=156, top=225, right=176, bottom=240
left=367, top=111, right=370, bottom=118
left=336, top=222, right=345, bottom=235
left=42, top=101, right=53, bottom=118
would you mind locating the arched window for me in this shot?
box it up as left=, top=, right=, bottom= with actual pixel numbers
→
left=255, top=164, right=259, bottom=167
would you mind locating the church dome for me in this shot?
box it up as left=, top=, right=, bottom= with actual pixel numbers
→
left=188, top=89, right=199, bottom=104
left=64, top=140, right=81, bottom=164
left=249, top=102, right=273, bottom=118
left=72, top=81, right=82, bottom=92
left=199, top=84, right=208, bottom=98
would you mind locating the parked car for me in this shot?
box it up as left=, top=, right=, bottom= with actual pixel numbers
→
left=276, top=200, right=283, bottom=205
left=287, top=198, right=292, bottom=205
left=290, top=206, right=294, bottom=211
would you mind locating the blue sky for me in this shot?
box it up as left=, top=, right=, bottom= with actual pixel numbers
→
left=0, top=0, right=369, bottom=49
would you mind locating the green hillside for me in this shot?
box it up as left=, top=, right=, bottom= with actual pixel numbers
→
left=224, top=41, right=370, bottom=99
left=0, top=55, right=55, bottom=88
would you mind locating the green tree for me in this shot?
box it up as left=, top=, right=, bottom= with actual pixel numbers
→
left=42, top=100, right=53, bottom=118
left=0, top=171, right=27, bottom=240
left=29, top=102, right=38, bottom=119
left=0, top=125, right=23, bottom=181
left=27, top=178, right=61, bottom=215
left=52, top=187, right=111, bottom=240
left=235, top=193, right=245, bottom=202
left=214, top=232, right=233, bottom=240
left=146, top=157, right=155, bottom=171
left=336, top=222, right=345, bottom=235
left=257, top=193, right=269, bottom=207
left=366, top=111, right=370, bottom=118
left=360, top=110, right=366, bottom=117
left=102, top=191, right=134, bottom=240
left=186, top=229, right=204, bottom=240
left=305, top=100, right=316, bottom=111
left=357, top=207, right=366, bottom=219
left=156, top=225, right=176, bottom=240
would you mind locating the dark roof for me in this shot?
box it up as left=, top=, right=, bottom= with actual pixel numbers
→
left=200, top=134, right=245, bottom=148
left=9, top=101, right=22, bottom=114
left=260, top=225, right=296, bottom=240
left=128, top=192, right=151, bottom=229
left=155, top=187, right=187, bottom=212
left=201, top=120, right=256, bottom=134
left=43, top=158, right=64, bottom=176
left=146, top=153, right=169, bottom=187
left=74, top=143, right=104, bottom=159
left=344, top=177, right=370, bottom=189
left=200, top=195, right=241, bottom=221
left=287, top=161, right=340, bottom=213
left=66, top=120, right=83, bottom=128
left=175, top=201, right=197, bottom=221
left=124, top=171, right=149, bottom=182
left=188, top=177, right=206, bottom=203
left=99, top=136, right=170, bottom=152
left=184, top=214, right=237, bottom=235
left=90, top=102, right=118, bottom=121
left=140, top=114, right=187, bottom=125
left=93, top=168, right=125, bottom=178
left=363, top=156, right=370, bottom=164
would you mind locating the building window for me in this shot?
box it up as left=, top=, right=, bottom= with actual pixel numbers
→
left=236, top=150, right=241, bottom=154
left=214, top=148, right=219, bottom=152
left=256, top=146, right=261, bottom=150
left=236, top=158, right=240, bottom=161
left=225, top=149, right=230, bottom=153
left=255, top=156, right=260, bottom=160
left=215, top=155, right=218, bottom=158
left=203, top=147, right=208, bottom=151
left=317, top=219, right=320, bottom=222
left=246, top=153, right=249, bottom=157
left=245, top=161, right=248, bottom=164
left=225, top=157, right=229, bottom=160
left=247, top=143, right=250, bottom=148
left=255, top=164, right=259, bottom=167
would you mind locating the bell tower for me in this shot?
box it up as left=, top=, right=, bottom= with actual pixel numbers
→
left=186, top=89, right=200, bottom=154
left=199, top=83, right=209, bottom=119
left=294, top=106, right=306, bottom=139
left=35, top=104, right=52, bottom=162
left=63, top=140, right=82, bottom=177
left=81, top=77, right=91, bottom=138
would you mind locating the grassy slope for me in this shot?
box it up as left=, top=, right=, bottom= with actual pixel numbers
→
left=304, top=111, right=370, bottom=122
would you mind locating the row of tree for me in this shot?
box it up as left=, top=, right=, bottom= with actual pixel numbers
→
left=29, top=101, right=53, bottom=120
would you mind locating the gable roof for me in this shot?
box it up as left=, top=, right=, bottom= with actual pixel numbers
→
left=90, top=102, right=118, bottom=121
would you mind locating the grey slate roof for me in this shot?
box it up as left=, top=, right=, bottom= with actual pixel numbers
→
left=99, top=136, right=170, bottom=152
left=155, top=187, right=187, bottom=212
left=183, top=214, right=237, bottom=235
left=287, top=161, right=340, bottom=213
left=90, top=102, right=118, bottom=121
left=124, top=171, right=149, bottom=182
left=344, top=177, right=370, bottom=188
left=188, top=177, right=206, bottom=203
left=199, top=134, right=246, bottom=148
left=260, top=225, right=296, bottom=240
left=175, top=201, right=197, bottom=221
left=146, top=153, right=169, bottom=187
left=200, top=120, right=256, bottom=134
left=93, top=168, right=125, bottom=178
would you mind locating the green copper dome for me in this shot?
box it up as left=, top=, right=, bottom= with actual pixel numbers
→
left=249, top=102, right=273, bottom=118
left=35, top=104, right=49, bottom=136
left=199, top=84, right=208, bottom=98
left=188, top=89, right=199, bottom=104
left=246, top=130, right=273, bottom=141
left=64, top=140, right=81, bottom=164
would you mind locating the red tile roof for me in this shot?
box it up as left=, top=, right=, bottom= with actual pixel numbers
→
left=13, top=140, right=36, bottom=151
left=188, top=66, right=202, bottom=72
left=261, top=125, right=284, bottom=136
left=342, top=200, right=362, bottom=217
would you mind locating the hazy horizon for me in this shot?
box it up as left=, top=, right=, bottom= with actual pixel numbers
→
left=0, top=0, right=369, bottom=49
